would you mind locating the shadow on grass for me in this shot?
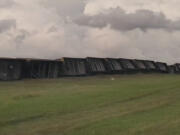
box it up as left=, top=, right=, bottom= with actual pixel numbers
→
left=0, top=114, right=44, bottom=128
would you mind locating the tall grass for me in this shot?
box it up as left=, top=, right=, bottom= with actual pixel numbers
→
left=0, top=74, right=180, bottom=135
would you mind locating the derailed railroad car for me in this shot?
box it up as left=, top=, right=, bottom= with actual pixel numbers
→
left=86, top=57, right=107, bottom=74
left=58, top=58, right=87, bottom=76
left=174, top=64, right=180, bottom=73
left=168, top=65, right=176, bottom=74
left=118, top=58, right=137, bottom=73
left=143, top=60, right=157, bottom=72
left=104, top=58, right=124, bottom=74
left=22, top=59, right=59, bottom=79
left=155, top=62, right=169, bottom=73
left=132, top=59, right=147, bottom=72
left=0, top=58, right=22, bottom=81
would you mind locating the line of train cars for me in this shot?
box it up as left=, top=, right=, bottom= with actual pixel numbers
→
left=0, top=57, right=179, bottom=81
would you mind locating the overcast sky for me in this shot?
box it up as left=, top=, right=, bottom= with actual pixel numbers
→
left=0, top=0, right=180, bottom=64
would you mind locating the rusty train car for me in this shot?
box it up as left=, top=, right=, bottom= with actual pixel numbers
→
left=21, top=58, right=60, bottom=79
left=58, top=58, right=87, bottom=76
left=132, top=59, right=148, bottom=72
left=0, top=58, right=22, bottom=81
left=155, top=62, right=169, bottom=73
left=0, top=57, right=178, bottom=81
left=86, top=57, right=107, bottom=75
left=104, top=58, right=124, bottom=74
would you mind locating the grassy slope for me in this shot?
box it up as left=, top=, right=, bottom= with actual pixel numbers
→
left=0, top=74, right=180, bottom=135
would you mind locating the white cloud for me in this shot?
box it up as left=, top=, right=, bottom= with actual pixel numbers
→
left=0, top=0, right=15, bottom=8
left=0, top=0, right=180, bottom=64
left=84, top=0, right=180, bottom=20
left=75, top=8, right=180, bottom=32
left=0, top=19, right=16, bottom=33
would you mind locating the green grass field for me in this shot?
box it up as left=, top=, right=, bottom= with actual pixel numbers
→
left=0, top=74, right=180, bottom=135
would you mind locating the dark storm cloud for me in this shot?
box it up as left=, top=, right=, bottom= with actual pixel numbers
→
left=0, top=19, right=16, bottom=33
left=15, top=29, right=29, bottom=44
left=41, top=0, right=85, bottom=18
left=74, top=7, right=180, bottom=31
left=0, top=0, right=15, bottom=8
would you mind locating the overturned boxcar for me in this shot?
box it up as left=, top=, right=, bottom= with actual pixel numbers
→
left=132, top=59, right=148, bottom=72
left=22, top=59, right=59, bottom=79
left=0, top=58, right=22, bottom=81
left=155, top=62, right=169, bottom=73
left=118, top=58, right=137, bottom=73
left=143, top=60, right=157, bottom=72
left=174, top=64, right=180, bottom=73
left=86, top=57, right=107, bottom=74
left=168, top=65, right=176, bottom=74
left=58, top=58, right=87, bottom=76
left=104, top=58, right=124, bottom=74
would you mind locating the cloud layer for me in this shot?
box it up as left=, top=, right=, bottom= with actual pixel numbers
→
left=0, top=19, right=16, bottom=33
left=0, top=0, right=15, bottom=8
left=75, top=7, right=180, bottom=32
left=0, top=0, right=180, bottom=64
